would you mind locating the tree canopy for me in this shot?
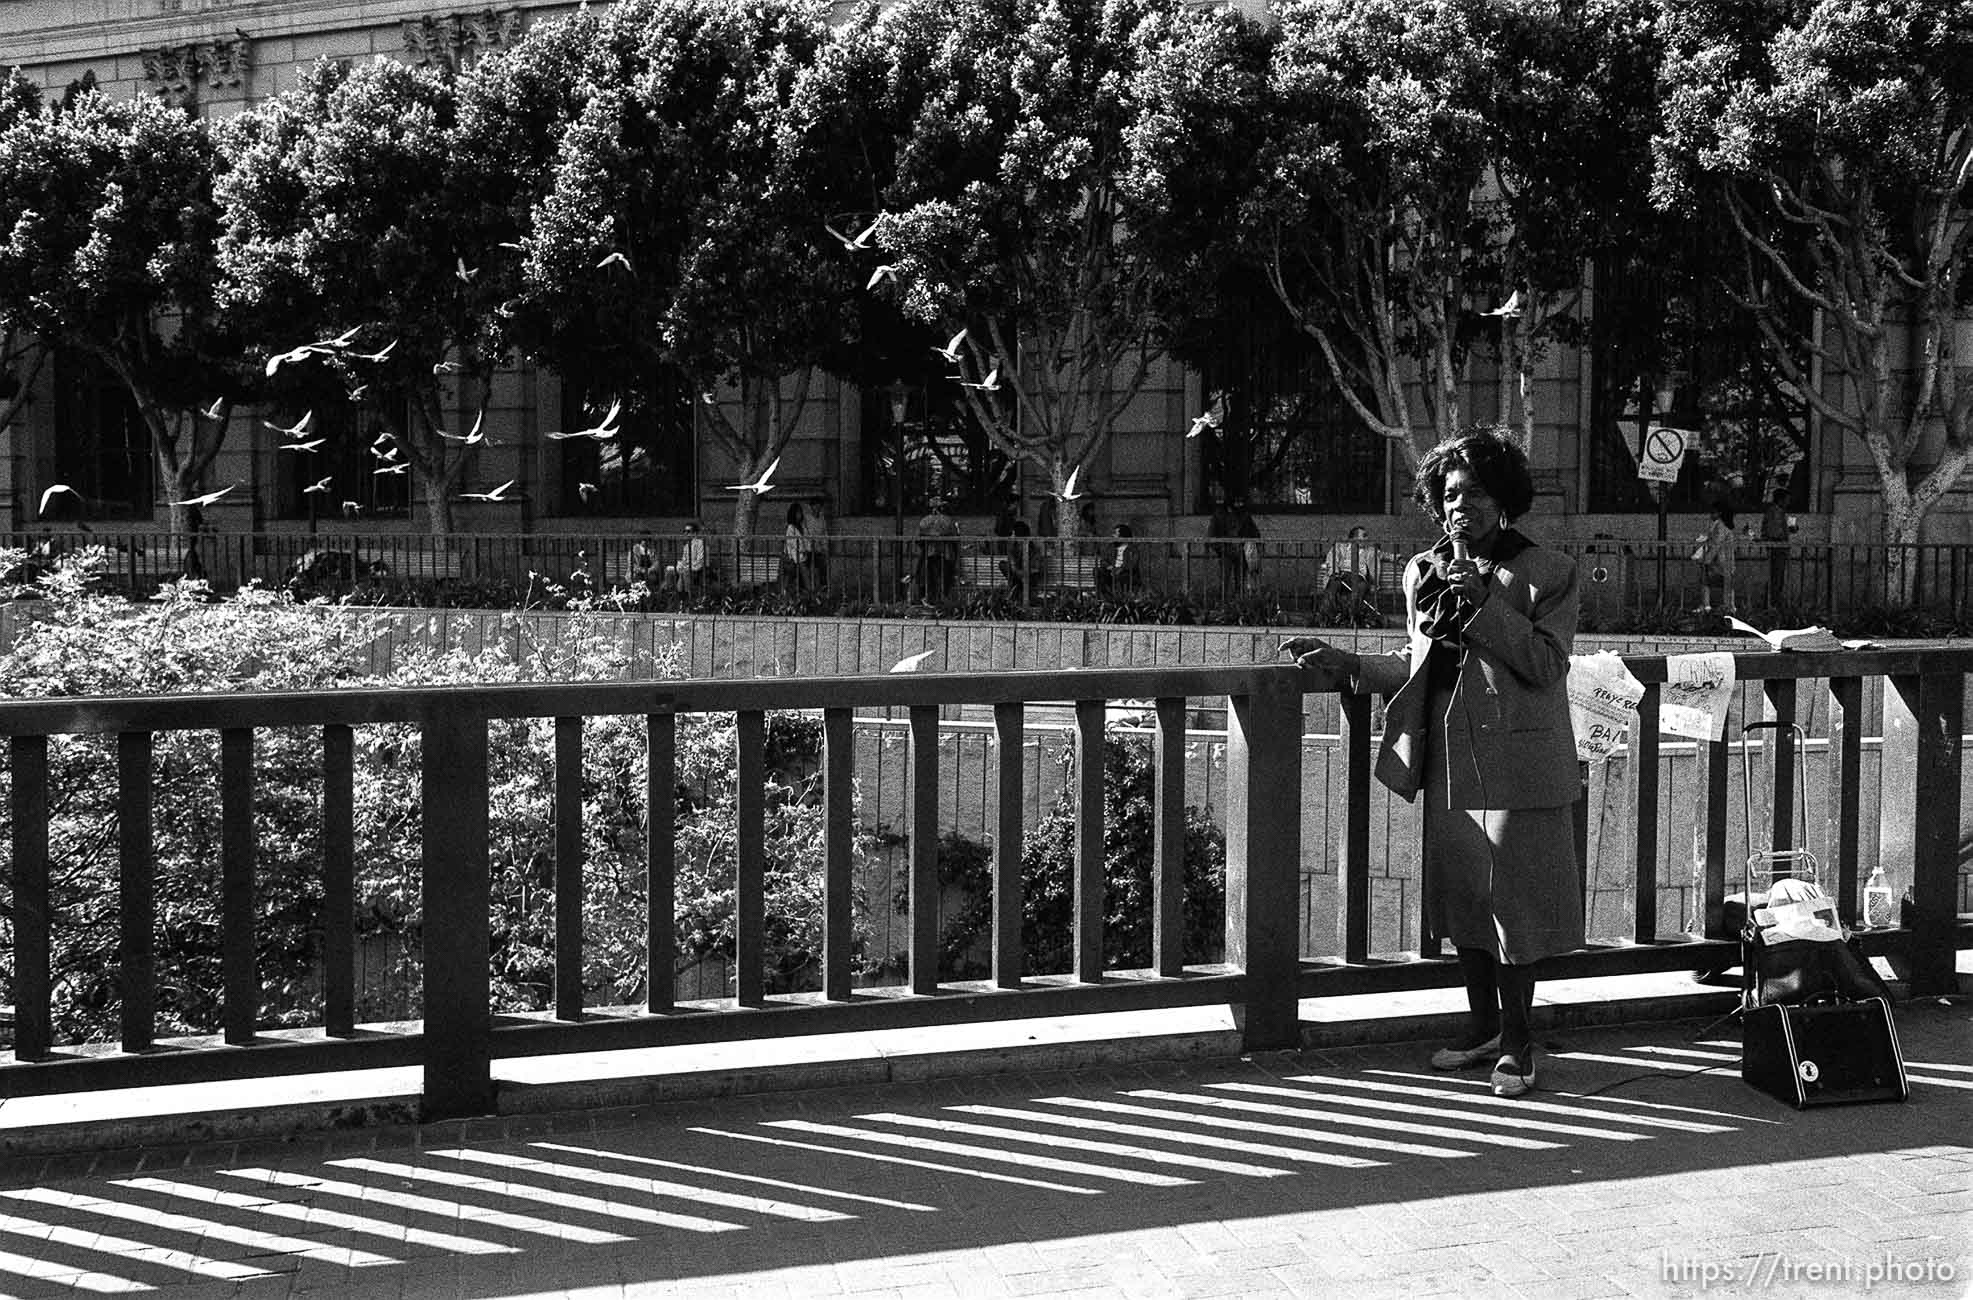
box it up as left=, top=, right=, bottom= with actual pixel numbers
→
left=503, top=0, right=851, bottom=535
left=1653, top=0, right=1973, bottom=551
left=812, top=0, right=1264, bottom=528
left=0, top=78, right=242, bottom=531
left=216, top=57, right=518, bottom=535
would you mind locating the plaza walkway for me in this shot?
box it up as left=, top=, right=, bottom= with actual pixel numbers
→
left=0, top=996, right=1965, bottom=1299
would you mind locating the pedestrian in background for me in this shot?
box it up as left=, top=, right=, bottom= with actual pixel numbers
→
left=1760, top=488, right=1791, bottom=607
left=1696, top=500, right=1737, bottom=613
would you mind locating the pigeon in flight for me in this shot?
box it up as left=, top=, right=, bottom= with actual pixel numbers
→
left=725, top=456, right=781, bottom=495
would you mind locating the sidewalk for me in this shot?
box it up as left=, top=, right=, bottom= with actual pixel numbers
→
left=0, top=996, right=1965, bottom=1298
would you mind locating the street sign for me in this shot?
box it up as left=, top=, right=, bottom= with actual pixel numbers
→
left=1637, top=424, right=1694, bottom=484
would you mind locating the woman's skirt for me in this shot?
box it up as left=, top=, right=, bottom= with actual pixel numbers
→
left=1422, top=701, right=1585, bottom=965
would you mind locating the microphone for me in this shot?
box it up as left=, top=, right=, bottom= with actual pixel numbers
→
left=1449, top=527, right=1469, bottom=563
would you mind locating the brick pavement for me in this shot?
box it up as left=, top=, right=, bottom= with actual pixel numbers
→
left=0, top=1002, right=1964, bottom=1299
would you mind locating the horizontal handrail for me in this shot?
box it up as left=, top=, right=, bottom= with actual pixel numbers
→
left=1, top=648, right=1965, bottom=1125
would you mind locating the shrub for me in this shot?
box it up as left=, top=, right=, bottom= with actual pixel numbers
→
left=891, top=728, right=1226, bottom=982
left=0, top=547, right=870, bottom=1045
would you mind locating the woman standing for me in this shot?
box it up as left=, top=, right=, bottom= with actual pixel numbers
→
left=782, top=502, right=814, bottom=593
left=1695, top=500, right=1737, bottom=613
left=1282, top=428, right=1582, bottom=1098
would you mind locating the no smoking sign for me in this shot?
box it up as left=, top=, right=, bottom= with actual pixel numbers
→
left=1636, top=424, right=1692, bottom=484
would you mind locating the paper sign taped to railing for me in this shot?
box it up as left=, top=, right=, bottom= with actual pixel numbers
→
left=1568, top=651, right=1644, bottom=763
left=1660, top=651, right=1736, bottom=741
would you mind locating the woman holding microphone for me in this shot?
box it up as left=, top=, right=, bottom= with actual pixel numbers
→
left=1283, top=427, right=1581, bottom=1097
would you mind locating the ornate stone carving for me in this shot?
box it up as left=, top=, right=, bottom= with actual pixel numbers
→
left=402, top=8, right=526, bottom=74
left=140, top=30, right=251, bottom=108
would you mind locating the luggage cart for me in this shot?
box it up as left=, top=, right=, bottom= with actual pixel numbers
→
left=1726, top=722, right=1908, bottom=1107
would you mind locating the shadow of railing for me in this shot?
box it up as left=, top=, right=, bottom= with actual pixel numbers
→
left=0, top=1007, right=1965, bottom=1293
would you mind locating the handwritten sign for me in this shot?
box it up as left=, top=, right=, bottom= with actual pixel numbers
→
left=1568, top=651, right=1644, bottom=763
left=1660, top=651, right=1736, bottom=741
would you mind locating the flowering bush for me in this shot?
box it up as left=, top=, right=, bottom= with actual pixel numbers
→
left=0, top=548, right=869, bottom=1045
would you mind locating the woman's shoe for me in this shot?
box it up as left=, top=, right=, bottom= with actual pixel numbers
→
left=1490, top=1052, right=1536, bottom=1098
left=1430, top=1033, right=1501, bottom=1071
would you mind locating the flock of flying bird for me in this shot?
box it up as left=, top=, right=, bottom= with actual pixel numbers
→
left=39, top=226, right=1518, bottom=521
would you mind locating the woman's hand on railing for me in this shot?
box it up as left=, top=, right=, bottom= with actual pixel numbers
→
left=1279, top=635, right=1360, bottom=688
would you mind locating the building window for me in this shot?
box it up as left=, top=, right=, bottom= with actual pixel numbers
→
left=1586, top=256, right=1804, bottom=512
left=51, top=351, right=153, bottom=521
left=271, top=394, right=412, bottom=521
left=556, top=367, right=696, bottom=517
left=861, top=373, right=1009, bottom=520
left=1202, top=345, right=1387, bottom=512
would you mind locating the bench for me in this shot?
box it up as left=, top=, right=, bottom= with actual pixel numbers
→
left=374, top=548, right=466, bottom=583
left=1049, top=553, right=1100, bottom=594
left=955, top=547, right=1100, bottom=597
left=733, top=553, right=780, bottom=588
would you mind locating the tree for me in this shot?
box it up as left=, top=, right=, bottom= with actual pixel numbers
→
left=216, top=58, right=516, bottom=537
left=1249, top=0, right=1500, bottom=475
left=0, top=72, right=49, bottom=454
left=504, top=0, right=849, bottom=537
left=1654, top=0, right=1973, bottom=568
left=0, top=81, right=243, bottom=537
left=814, top=0, right=1263, bottom=533
left=1475, top=0, right=1671, bottom=442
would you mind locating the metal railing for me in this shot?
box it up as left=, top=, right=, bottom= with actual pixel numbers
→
left=6, top=529, right=1969, bottom=625
left=0, top=649, right=1966, bottom=1121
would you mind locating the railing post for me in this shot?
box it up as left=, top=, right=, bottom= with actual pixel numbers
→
left=1880, top=670, right=1964, bottom=996
left=421, top=708, right=491, bottom=1119
left=1226, top=672, right=1303, bottom=1052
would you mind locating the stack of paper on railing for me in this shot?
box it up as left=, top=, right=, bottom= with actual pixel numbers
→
left=1725, top=616, right=1859, bottom=652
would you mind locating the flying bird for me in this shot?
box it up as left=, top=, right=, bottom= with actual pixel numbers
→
left=1482, top=289, right=1523, bottom=319
left=1186, top=406, right=1222, bottom=438
left=374, top=462, right=409, bottom=476
left=313, top=325, right=363, bottom=350
left=577, top=481, right=598, bottom=502
left=866, top=264, right=896, bottom=291
left=889, top=649, right=936, bottom=673
left=1051, top=467, right=1085, bottom=502
left=38, top=483, right=78, bottom=516
left=725, top=456, right=780, bottom=495
left=171, top=484, right=236, bottom=509
left=825, top=220, right=876, bottom=252
left=346, top=383, right=370, bottom=401
left=350, top=340, right=397, bottom=364
left=277, top=437, right=325, bottom=453
left=199, top=396, right=227, bottom=421
left=455, top=258, right=479, bottom=284
left=543, top=399, right=621, bottom=441
left=303, top=476, right=334, bottom=494
left=932, top=327, right=968, bottom=364
left=263, top=410, right=314, bottom=439
left=438, top=410, right=487, bottom=444
left=264, top=344, right=319, bottom=377
left=961, top=364, right=1001, bottom=392
left=433, top=360, right=464, bottom=375
left=459, top=479, right=516, bottom=502
left=596, top=251, right=632, bottom=272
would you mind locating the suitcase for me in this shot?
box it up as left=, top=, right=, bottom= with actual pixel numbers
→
left=1742, top=996, right=1909, bottom=1109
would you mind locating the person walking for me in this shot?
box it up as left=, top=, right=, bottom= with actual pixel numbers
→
left=1696, top=500, right=1737, bottom=613
left=1281, top=427, right=1582, bottom=1099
